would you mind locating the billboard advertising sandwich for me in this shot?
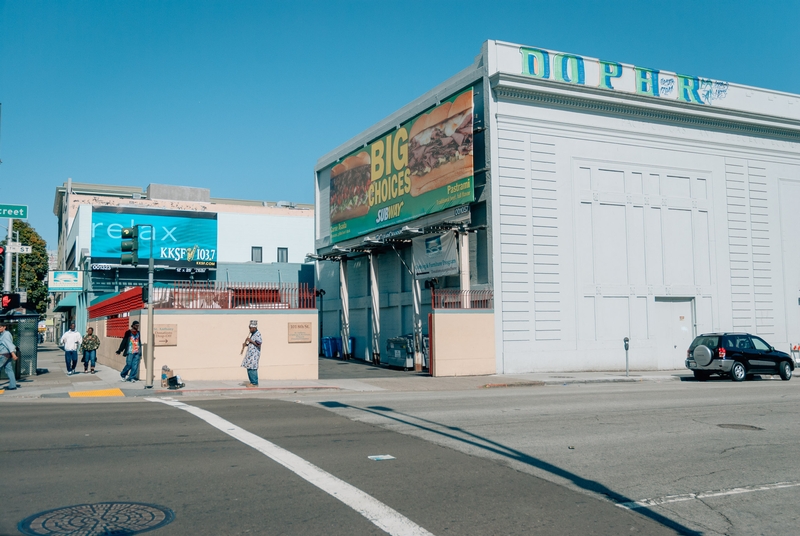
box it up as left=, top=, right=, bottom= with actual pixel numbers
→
left=328, top=87, right=474, bottom=243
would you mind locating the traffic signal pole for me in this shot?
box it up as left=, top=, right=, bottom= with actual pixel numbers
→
left=120, top=224, right=155, bottom=388
left=146, top=226, right=154, bottom=389
left=3, top=218, right=11, bottom=292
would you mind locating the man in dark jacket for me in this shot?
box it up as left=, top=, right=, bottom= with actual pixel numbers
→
left=116, top=320, right=141, bottom=382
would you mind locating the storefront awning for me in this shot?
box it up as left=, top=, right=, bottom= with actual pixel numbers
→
left=54, top=294, right=78, bottom=312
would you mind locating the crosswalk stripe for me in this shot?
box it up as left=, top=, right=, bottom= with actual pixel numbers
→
left=147, top=397, right=434, bottom=536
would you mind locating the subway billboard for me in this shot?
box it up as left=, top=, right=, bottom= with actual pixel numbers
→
left=328, top=87, right=475, bottom=243
left=91, top=206, right=218, bottom=268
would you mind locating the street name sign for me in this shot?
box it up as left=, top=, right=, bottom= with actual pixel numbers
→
left=7, top=242, right=32, bottom=254
left=0, top=204, right=28, bottom=218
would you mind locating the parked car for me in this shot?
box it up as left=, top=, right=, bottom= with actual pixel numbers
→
left=686, top=333, right=794, bottom=381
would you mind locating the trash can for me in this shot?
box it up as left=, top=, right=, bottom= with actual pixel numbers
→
left=333, top=337, right=355, bottom=360
left=321, top=337, right=336, bottom=358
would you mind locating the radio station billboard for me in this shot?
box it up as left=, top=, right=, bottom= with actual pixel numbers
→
left=91, top=207, right=218, bottom=268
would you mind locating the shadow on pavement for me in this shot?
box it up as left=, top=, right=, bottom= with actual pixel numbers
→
left=319, top=401, right=700, bottom=536
left=318, top=356, right=428, bottom=380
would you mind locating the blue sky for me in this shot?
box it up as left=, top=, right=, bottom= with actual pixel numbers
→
left=1, top=0, right=798, bottom=246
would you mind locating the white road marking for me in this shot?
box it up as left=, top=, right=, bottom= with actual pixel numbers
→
left=617, top=481, right=800, bottom=509
left=147, top=397, right=434, bottom=536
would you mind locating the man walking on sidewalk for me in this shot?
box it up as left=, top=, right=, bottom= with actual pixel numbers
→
left=60, top=323, right=83, bottom=376
left=116, top=320, right=141, bottom=382
left=0, top=322, right=19, bottom=391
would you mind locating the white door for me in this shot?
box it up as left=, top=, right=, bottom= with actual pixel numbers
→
left=653, top=298, right=695, bottom=369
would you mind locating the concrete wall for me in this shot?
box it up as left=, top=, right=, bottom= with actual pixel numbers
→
left=431, top=311, right=496, bottom=377
left=90, top=310, right=317, bottom=382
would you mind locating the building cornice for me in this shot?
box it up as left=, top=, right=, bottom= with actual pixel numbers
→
left=490, top=72, right=800, bottom=142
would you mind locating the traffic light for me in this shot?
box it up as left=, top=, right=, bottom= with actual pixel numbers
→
left=0, top=245, right=4, bottom=272
left=121, top=227, right=139, bottom=266
left=1, top=292, right=20, bottom=312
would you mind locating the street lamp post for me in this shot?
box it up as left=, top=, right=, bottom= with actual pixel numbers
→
left=13, top=230, right=19, bottom=291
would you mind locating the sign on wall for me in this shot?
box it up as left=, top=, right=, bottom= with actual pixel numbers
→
left=518, top=46, right=729, bottom=106
left=327, top=87, right=475, bottom=244
left=288, top=322, right=313, bottom=343
left=91, top=207, right=218, bottom=268
left=48, top=271, right=83, bottom=292
left=154, top=324, right=178, bottom=346
left=412, top=232, right=459, bottom=279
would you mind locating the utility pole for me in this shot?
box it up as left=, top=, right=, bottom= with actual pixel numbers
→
left=13, top=230, right=19, bottom=290
left=3, top=218, right=11, bottom=292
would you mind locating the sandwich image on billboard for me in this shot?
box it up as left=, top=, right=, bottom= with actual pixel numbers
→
left=328, top=87, right=475, bottom=243
left=330, top=151, right=371, bottom=224
left=408, top=90, right=473, bottom=197
left=412, top=232, right=459, bottom=279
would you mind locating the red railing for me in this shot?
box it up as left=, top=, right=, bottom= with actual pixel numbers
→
left=431, top=289, right=493, bottom=310
left=151, top=281, right=316, bottom=310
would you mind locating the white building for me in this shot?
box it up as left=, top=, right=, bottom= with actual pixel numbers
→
left=314, top=40, right=800, bottom=373
left=52, top=181, right=314, bottom=331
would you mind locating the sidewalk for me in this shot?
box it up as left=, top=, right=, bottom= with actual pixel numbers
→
left=0, top=343, right=690, bottom=400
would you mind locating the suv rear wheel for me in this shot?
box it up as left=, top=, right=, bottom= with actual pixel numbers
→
left=731, top=361, right=747, bottom=382
left=779, top=361, right=792, bottom=381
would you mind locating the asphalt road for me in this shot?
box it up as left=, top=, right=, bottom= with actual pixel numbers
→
left=305, top=377, right=800, bottom=535
left=3, top=396, right=676, bottom=536
left=3, top=376, right=798, bottom=535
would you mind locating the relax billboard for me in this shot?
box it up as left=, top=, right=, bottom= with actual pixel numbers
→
left=91, top=207, right=218, bottom=268
left=328, top=87, right=475, bottom=244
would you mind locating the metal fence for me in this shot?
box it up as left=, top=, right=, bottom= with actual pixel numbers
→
left=151, top=282, right=317, bottom=310
left=0, top=314, right=39, bottom=378
left=431, top=289, right=494, bottom=310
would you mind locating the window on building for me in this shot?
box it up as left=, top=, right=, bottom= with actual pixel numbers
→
left=277, top=247, right=288, bottom=263
left=251, top=247, right=262, bottom=263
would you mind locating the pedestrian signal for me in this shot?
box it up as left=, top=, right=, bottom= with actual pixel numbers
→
left=1, top=292, right=21, bottom=312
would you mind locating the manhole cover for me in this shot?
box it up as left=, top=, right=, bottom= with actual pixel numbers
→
left=18, top=502, right=174, bottom=536
left=718, top=424, right=764, bottom=431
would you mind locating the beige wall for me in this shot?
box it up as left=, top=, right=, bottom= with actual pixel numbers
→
left=431, top=312, right=496, bottom=377
left=90, top=311, right=317, bottom=382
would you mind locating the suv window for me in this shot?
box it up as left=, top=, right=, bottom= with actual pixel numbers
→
left=725, top=335, right=753, bottom=350
left=690, top=336, right=719, bottom=350
left=752, top=337, right=771, bottom=351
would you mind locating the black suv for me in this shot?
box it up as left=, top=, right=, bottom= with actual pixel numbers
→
left=685, top=333, right=794, bottom=382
